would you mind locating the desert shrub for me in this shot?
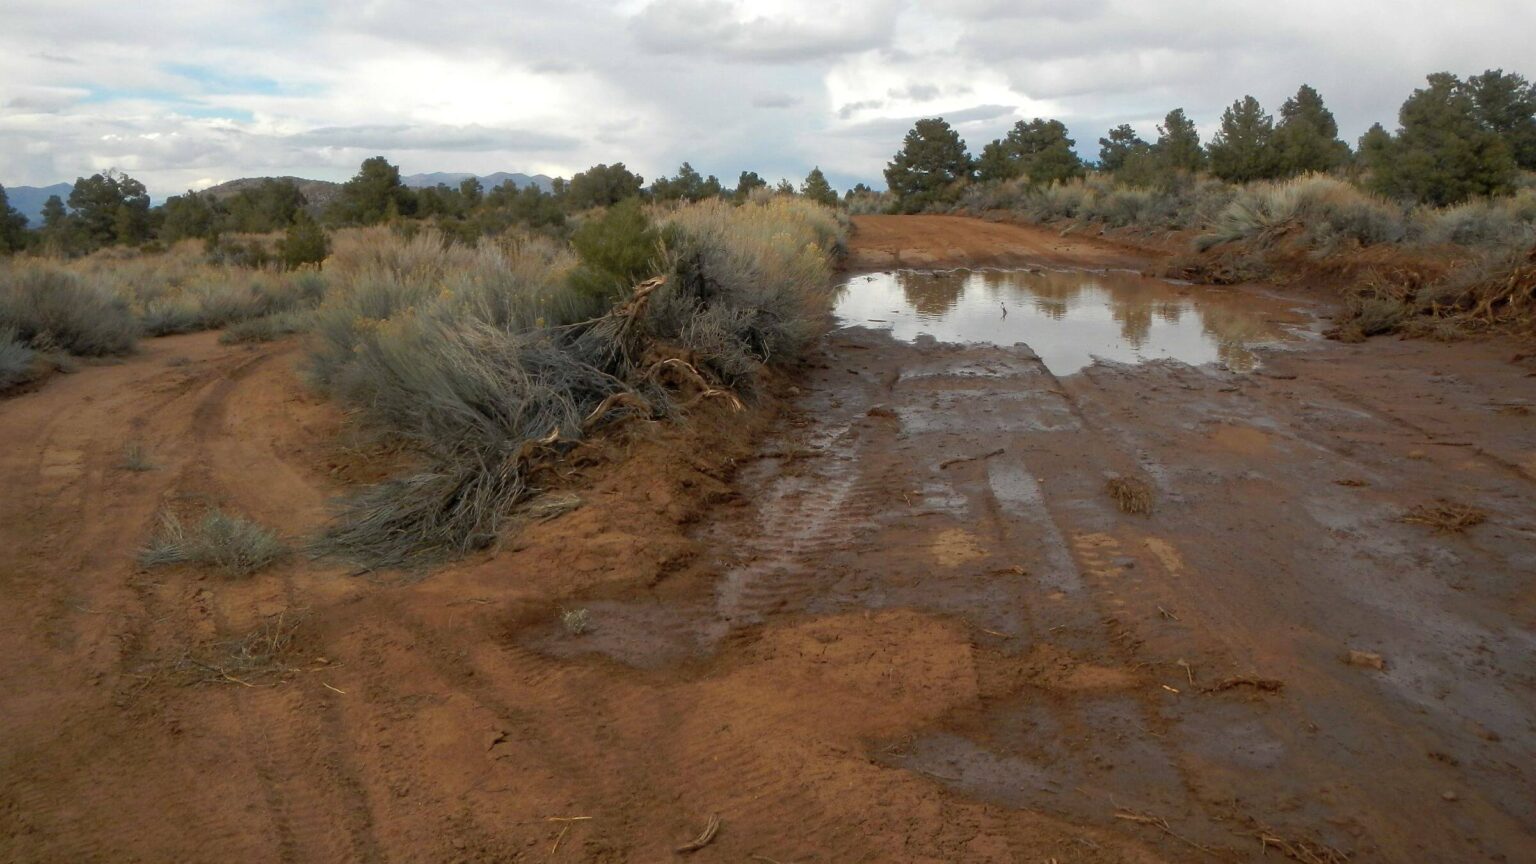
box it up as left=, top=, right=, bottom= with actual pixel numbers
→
left=1415, top=191, right=1536, bottom=247
left=140, top=296, right=206, bottom=336
left=308, top=198, right=846, bottom=569
left=311, top=319, right=628, bottom=567
left=306, top=230, right=582, bottom=391
left=0, top=265, right=139, bottom=355
left=1, top=327, right=36, bottom=389
left=137, top=271, right=327, bottom=336
left=1198, top=175, right=1406, bottom=251
left=650, top=196, right=842, bottom=387
left=140, top=509, right=287, bottom=577
left=219, top=310, right=312, bottom=344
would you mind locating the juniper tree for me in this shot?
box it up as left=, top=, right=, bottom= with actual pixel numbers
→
left=279, top=210, right=329, bottom=270
left=1369, top=72, right=1516, bottom=205
left=566, top=163, right=644, bottom=209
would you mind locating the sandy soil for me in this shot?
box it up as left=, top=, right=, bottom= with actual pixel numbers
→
left=1, top=217, right=1533, bottom=863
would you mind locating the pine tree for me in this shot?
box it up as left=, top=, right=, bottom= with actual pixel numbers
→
left=1098, top=124, right=1148, bottom=172
left=330, top=156, right=416, bottom=224
left=1155, top=109, right=1206, bottom=173
left=977, top=119, right=1084, bottom=185
left=733, top=171, right=767, bottom=202
left=884, top=118, right=973, bottom=212
left=1207, top=96, right=1278, bottom=182
left=801, top=167, right=838, bottom=206
left=1272, top=85, right=1350, bottom=176
left=0, top=184, right=28, bottom=253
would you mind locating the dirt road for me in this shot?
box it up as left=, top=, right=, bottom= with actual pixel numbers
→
left=2, top=216, right=1534, bottom=862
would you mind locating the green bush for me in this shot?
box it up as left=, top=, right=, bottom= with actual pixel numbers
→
left=0, top=265, right=139, bottom=356
left=567, top=199, right=663, bottom=303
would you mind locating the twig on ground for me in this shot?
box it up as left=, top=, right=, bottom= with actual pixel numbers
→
left=1255, top=828, right=1351, bottom=863
left=676, top=813, right=721, bottom=854
left=1114, top=810, right=1221, bottom=858
left=939, top=448, right=1005, bottom=469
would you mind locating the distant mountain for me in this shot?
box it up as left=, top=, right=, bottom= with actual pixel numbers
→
left=402, top=171, right=555, bottom=192
left=200, top=176, right=345, bottom=213
left=2, top=183, right=73, bottom=225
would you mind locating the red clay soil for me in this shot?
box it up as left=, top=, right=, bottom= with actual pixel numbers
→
left=2, top=217, right=1534, bottom=863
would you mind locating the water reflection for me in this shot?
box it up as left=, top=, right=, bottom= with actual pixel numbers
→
left=836, top=268, right=1299, bottom=375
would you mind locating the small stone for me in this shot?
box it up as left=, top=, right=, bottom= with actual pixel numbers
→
left=1442, top=790, right=1458, bottom=802
left=1346, top=650, right=1385, bottom=670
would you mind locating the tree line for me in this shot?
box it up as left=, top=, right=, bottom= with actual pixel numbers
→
left=885, top=69, right=1536, bottom=212
left=0, top=158, right=844, bottom=258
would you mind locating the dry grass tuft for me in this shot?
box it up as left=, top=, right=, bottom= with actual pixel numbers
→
left=118, top=442, right=154, bottom=471
left=1106, top=476, right=1154, bottom=515
left=1401, top=501, right=1487, bottom=533
left=560, top=608, right=591, bottom=635
left=140, top=509, right=288, bottom=577
left=174, top=611, right=306, bottom=686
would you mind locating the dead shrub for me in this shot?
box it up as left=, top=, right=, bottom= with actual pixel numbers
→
left=1106, top=476, right=1154, bottom=515
left=1401, top=501, right=1487, bottom=533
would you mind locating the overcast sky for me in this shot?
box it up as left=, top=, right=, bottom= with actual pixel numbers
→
left=2, top=0, right=1533, bottom=196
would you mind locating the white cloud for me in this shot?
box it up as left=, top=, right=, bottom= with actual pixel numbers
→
left=0, top=0, right=1533, bottom=195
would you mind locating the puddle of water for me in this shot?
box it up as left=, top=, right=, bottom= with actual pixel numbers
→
left=836, top=268, right=1302, bottom=374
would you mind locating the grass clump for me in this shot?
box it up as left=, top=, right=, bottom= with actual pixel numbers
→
left=118, top=442, right=154, bottom=471
left=140, top=509, right=287, bottom=577
left=1106, top=476, right=1154, bottom=515
left=561, top=608, right=591, bottom=635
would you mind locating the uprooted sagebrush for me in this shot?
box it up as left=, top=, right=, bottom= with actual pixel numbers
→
left=304, top=196, right=846, bottom=569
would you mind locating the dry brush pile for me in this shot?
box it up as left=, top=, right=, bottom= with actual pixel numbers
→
left=303, top=196, right=846, bottom=569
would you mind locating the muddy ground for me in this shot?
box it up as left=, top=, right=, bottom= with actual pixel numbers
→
left=2, top=215, right=1533, bottom=863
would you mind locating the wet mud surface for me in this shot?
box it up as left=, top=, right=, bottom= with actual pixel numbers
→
left=2, top=216, right=1534, bottom=862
